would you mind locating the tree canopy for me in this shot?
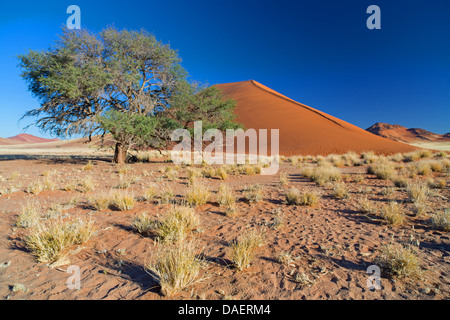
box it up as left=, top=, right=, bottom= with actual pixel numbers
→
left=18, top=27, right=240, bottom=163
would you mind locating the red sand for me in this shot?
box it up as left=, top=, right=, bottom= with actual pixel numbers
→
left=215, top=80, right=417, bottom=156
left=0, top=134, right=60, bottom=146
left=367, top=123, right=450, bottom=144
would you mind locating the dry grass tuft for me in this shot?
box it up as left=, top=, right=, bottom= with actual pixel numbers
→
left=379, top=202, right=405, bottom=225
left=302, top=165, right=342, bottom=186
left=131, top=213, right=156, bottom=236
left=358, top=196, right=377, bottom=215
left=112, top=190, right=136, bottom=211
left=332, top=182, right=350, bottom=199
left=376, top=243, right=421, bottom=279
left=406, top=181, right=430, bottom=203
left=243, top=184, right=264, bottom=204
left=16, top=198, right=41, bottom=229
left=24, top=218, right=96, bottom=263
left=154, top=206, right=200, bottom=243
left=429, top=209, right=450, bottom=232
left=229, top=228, right=265, bottom=271
left=186, top=183, right=211, bottom=206
left=285, top=187, right=320, bottom=207
left=367, top=159, right=396, bottom=180
left=217, top=184, right=235, bottom=207
left=78, top=176, right=96, bottom=193
left=145, top=241, right=204, bottom=296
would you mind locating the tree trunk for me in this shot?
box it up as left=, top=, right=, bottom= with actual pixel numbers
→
left=113, top=142, right=127, bottom=164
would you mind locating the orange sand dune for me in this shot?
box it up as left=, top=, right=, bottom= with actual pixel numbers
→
left=215, top=80, right=417, bottom=156
left=366, top=122, right=450, bottom=144
left=0, top=133, right=60, bottom=145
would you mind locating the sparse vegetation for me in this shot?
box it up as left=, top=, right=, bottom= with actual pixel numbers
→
left=112, top=190, right=136, bottom=211
left=229, top=229, right=265, bottom=271
left=332, top=182, right=350, bottom=199
left=186, top=183, right=211, bottom=206
left=430, top=209, right=450, bottom=232
left=243, top=184, right=264, bottom=204
left=302, top=164, right=342, bottom=185
left=217, top=184, right=235, bottom=207
left=16, top=198, right=41, bottom=229
left=24, top=218, right=96, bottom=263
left=145, top=241, right=204, bottom=296
left=379, top=202, right=405, bottom=225
left=376, top=243, right=421, bottom=279
left=285, top=187, right=320, bottom=207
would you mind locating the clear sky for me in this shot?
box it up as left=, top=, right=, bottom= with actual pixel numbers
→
left=1, top=0, right=449, bottom=139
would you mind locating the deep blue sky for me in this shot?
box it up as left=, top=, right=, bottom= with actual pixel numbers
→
left=1, top=0, right=449, bottom=139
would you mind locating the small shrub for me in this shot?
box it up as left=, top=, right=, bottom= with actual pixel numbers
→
left=83, top=161, right=94, bottom=171
left=143, top=184, right=158, bottom=202
left=225, top=204, right=238, bottom=217
left=367, top=160, right=396, bottom=180
left=159, top=186, right=175, bottom=204
left=88, top=191, right=113, bottom=211
left=215, top=167, right=228, bottom=180
left=186, top=168, right=201, bottom=185
left=302, top=165, right=341, bottom=186
left=406, top=181, right=429, bottom=203
left=279, top=172, right=289, bottom=187
left=358, top=196, right=377, bottom=215
left=27, top=181, right=44, bottom=195
left=277, top=251, right=295, bottom=266
left=391, top=175, right=408, bottom=188
left=154, top=206, right=200, bottom=243
left=78, top=176, right=96, bottom=193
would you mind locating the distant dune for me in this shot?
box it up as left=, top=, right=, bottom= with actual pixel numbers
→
left=366, top=122, right=450, bottom=144
left=215, top=80, right=417, bottom=156
left=5, top=133, right=60, bottom=144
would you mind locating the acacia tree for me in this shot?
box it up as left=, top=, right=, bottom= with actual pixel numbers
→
left=18, top=27, right=239, bottom=163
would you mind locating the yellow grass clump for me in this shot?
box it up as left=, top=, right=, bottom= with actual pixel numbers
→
left=430, top=209, right=450, bottom=232
left=145, top=241, right=204, bottom=296
left=25, top=218, right=96, bottom=263
left=376, top=243, right=421, bottom=279
left=112, top=190, right=136, bottom=211
left=285, top=187, right=320, bottom=207
left=229, top=229, right=265, bottom=271
left=379, top=202, right=405, bottom=225
left=186, top=183, right=211, bottom=206
left=16, top=198, right=41, bottom=229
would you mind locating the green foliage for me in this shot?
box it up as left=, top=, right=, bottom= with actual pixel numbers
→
left=18, top=27, right=240, bottom=157
left=96, top=109, right=157, bottom=149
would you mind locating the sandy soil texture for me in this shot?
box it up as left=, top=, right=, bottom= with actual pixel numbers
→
left=0, top=156, right=448, bottom=300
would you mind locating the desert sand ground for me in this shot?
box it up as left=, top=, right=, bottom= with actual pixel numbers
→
left=0, top=148, right=448, bottom=300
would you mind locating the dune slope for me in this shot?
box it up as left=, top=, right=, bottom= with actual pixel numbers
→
left=215, top=80, right=417, bottom=156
